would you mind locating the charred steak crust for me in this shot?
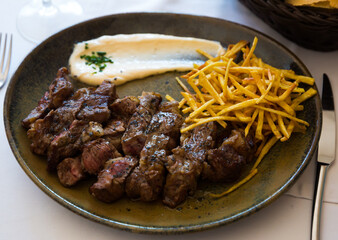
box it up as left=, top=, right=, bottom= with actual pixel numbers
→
left=203, top=144, right=246, bottom=182
left=109, top=96, right=140, bottom=119
left=146, top=101, right=184, bottom=150
left=125, top=134, right=169, bottom=201
left=27, top=87, right=90, bottom=156
left=163, top=122, right=217, bottom=208
left=124, top=102, right=182, bottom=201
left=76, top=80, right=118, bottom=123
left=90, top=156, right=138, bottom=203
left=202, top=129, right=256, bottom=183
left=103, top=96, right=140, bottom=152
left=163, top=147, right=199, bottom=208
left=47, top=120, right=88, bottom=171
left=49, top=67, right=74, bottom=108
left=47, top=120, right=104, bottom=171
left=26, top=78, right=117, bottom=160
left=121, top=92, right=162, bottom=156
left=125, top=101, right=183, bottom=202
left=22, top=67, right=73, bottom=129
left=222, top=129, right=256, bottom=164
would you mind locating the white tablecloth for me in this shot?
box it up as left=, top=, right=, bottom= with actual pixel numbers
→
left=1, top=0, right=338, bottom=239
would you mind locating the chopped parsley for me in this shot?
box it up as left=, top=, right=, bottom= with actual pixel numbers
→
left=80, top=51, right=113, bottom=73
left=85, top=43, right=89, bottom=49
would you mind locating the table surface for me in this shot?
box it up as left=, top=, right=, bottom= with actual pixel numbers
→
left=1, top=0, right=338, bottom=239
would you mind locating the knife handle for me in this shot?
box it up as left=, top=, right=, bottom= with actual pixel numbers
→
left=311, top=163, right=329, bottom=240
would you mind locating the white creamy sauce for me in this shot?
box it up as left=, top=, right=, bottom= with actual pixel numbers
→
left=69, top=34, right=225, bottom=86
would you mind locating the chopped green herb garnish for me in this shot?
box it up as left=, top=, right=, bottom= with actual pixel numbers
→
left=85, top=43, right=89, bottom=50
left=80, top=51, right=113, bottom=72
left=96, top=51, right=106, bottom=56
left=99, top=63, right=107, bottom=72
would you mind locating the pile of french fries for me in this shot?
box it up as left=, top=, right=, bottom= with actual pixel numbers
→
left=167, top=37, right=317, bottom=198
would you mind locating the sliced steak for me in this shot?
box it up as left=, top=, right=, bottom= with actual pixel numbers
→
left=203, top=144, right=246, bottom=182
left=103, top=119, right=125, bottom=151
left=110, top=96, right=140, bottom=119
left=22, top=67, right=73, bottom=128
left=162, top=147, right=199, bottom=207
left=182, top=122, right=217, bottom=167
left=90, top=156, right=138, bottom=203
left=22, top=92, right=51, bottom=129
left=26, top=112, right=56, bottom=155
left=95, top=79, right=118, bottom=99
left=222, top=129, right=256, bottom=163
left=76, top=80, right=117, bottom=123
left=81, top=138, right=121, bottom=175
left=202, top=129, right=256, bottom=182
left=163, top=122, right=217, bottom=208
left=146, top=101, right=183, bottom=150
left=57, top=157, right=86, bottom=187
left=125, top=134, right=169, bottom=201
left=121, top=92, right=162, bottom=156
left=49, top=67, right=74, bottom=108
left=103, top=96, right=140, bottom=151
left=125, top=101, right=183, bottom=202
left=27, top=88, right=91, bottom=155
left=47, top=121, right=104, bottom=171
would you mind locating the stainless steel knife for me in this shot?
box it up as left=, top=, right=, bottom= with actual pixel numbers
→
left=311, top=74, right=336, bottom=240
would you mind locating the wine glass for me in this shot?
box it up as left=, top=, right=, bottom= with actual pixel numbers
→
left=17, top=0, right=84, bottom=43
left=17, top=0, right=166, bottom=44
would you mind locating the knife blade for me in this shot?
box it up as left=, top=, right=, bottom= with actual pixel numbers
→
left=311, top=73, right=336, bottom=240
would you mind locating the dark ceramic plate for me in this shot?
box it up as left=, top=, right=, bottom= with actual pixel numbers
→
left=4, top=13, right=321, bottom=233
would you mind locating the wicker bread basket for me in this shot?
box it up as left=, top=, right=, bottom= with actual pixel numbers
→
left=239, top=0, right=338, bottom=51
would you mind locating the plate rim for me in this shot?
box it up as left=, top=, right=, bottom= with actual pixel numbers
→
left=4, top=12, right=322, bottom=234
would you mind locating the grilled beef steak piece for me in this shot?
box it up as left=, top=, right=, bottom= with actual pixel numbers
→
left=181, top=122, right=217, bottom=170
left=26, top=81, right=115, bottom=157
left=47, top=121, right=104, bottom=171
left=203, top=144, right=246, bottom=182
left=26, top=113, right=56, bottom=156
left=125, top=134, right=169, bottom=201
left=103, top=96, right=140, bottom=151
left=146, top=101, right=183, bottom=150
left=47, top=120, right=88, bottom=171
left=222, top=129, right=256, bottom=163
left=202, top=129, right=256, bottom=182
left=27, top=88, right=90, bottom=155
left=81, top=138, right=121, bottom=175
left=110, top=96, right=140, bottom=119
left=22, top=92, right=51, bottom=129
left=163, top=122, right=217, bottom=208
left=90, top=156, right=138, bottom=202
left=22, top=67, right=73, bottom=129
left=95, top=80, right=117, bottom=100
left=76, top=80, right=117, bottom=123
left=57, top=157, right=85, bottom=187
left=125, top=101, right=183, bottom=202
left=121, top=92, right=162, bottom=156
left=162, top=147, right=199, bottom=207
left=49, top=67, right=74, bottom=108
left=103, top=119, right=125, bottom=151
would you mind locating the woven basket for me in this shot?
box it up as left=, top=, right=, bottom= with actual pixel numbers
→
left=239, top=0, right=338, bottom=51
